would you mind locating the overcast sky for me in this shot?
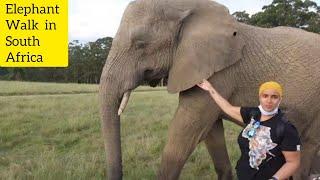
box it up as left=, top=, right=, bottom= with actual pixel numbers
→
left=69, top=0, right=320, bottom=42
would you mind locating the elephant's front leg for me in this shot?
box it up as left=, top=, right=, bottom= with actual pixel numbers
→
left=204, top=119, right=233, bottom=180
left=157, top=88, right=228, bottom=180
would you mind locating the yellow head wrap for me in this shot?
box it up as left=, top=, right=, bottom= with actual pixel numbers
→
left=259, top=81, right=283, bottom=97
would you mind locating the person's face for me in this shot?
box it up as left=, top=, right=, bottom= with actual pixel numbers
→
left=259, top=89, right=282, bottom=112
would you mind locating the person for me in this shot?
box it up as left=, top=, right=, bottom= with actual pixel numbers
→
left=197, top=80, right=301, bottom=180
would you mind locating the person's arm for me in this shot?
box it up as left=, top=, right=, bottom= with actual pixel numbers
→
left=271, top=151, right=300, bottom=180
left=197, top=79, right=243, bottom=122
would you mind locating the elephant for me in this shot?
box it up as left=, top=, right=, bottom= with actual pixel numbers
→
left=99, top=0, right=320, bottom=179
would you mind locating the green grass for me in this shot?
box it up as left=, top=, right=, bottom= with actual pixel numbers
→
left=0, top=81, right=165, bottom=96
left=0, top=81, right=242, bottom=179
left=0, top=81, right=98, bottom=96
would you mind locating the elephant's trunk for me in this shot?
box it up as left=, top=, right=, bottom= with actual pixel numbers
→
left=99, top=71, right=123, bottom=180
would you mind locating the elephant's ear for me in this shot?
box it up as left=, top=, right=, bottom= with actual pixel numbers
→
left=166, top=3, right=245, bottom=93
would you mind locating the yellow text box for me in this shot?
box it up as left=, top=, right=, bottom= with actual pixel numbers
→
left=0, top=0, right=68, bottom=67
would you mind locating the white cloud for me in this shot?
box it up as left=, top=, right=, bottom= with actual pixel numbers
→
left=215, top=0, right=272, bottom=14
left=69, top=0, right=132, bottom=42
left=69, top=0, right=319, bottom=42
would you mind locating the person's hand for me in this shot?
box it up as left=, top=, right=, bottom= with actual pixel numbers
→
left=197, top=79, right=213, bottom=92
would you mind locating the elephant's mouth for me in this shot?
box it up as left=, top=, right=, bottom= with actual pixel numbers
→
left=144, top=69, right=167, bottom=87
left=144, top=69, right=154, bottom=78
left=148, top=79, right=161, bottom=87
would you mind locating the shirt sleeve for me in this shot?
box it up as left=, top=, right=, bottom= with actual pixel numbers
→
left=240, top=107, right=252, bottom=124
left=280, top=123, right=301, bottom=151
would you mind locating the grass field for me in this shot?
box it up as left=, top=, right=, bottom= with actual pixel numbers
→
left=0, top=81, right=242, bottom=179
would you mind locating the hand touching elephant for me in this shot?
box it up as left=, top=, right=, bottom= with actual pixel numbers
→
left=99, top=0, right=320, bottom=179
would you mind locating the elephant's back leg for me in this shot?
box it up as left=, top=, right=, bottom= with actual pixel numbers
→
left=300, top=112, right=320, bottom=180
left=285, top=110, right=320, bottom=180
left=157, top=85, right=232, bottom=180
left=310, top=146, right=320, bottom=175
left=204, top=119, right=234, bottom=180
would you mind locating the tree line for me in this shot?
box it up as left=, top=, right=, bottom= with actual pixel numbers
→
left=0, top=37, right=113, bottom=84
left=0, top=0, right=319, bottom=84
left=233, top=0, right=320, bottom=33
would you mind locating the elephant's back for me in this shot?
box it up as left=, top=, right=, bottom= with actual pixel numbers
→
left=240, top=24, right=320, bottom=54
left=270, top=26, right=320, bottom=49
left=234, top=23, right=320, bottom=109
left=238, top=23, right=320, bottom=77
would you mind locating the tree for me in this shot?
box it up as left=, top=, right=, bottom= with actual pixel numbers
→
left=232, top=11, right=250, bottom=24
left=233, top=0, right=320, bottom=34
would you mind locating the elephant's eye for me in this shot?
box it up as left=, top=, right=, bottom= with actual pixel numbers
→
left=233, top=32, right=237, bottom=36
left=135, top=40, right=147, bottom=49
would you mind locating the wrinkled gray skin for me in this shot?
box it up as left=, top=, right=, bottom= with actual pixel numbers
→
left=99, top=0, right=320, bottom=179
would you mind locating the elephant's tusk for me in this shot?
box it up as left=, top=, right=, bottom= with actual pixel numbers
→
left=118, top=91, right=131, bottom=116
